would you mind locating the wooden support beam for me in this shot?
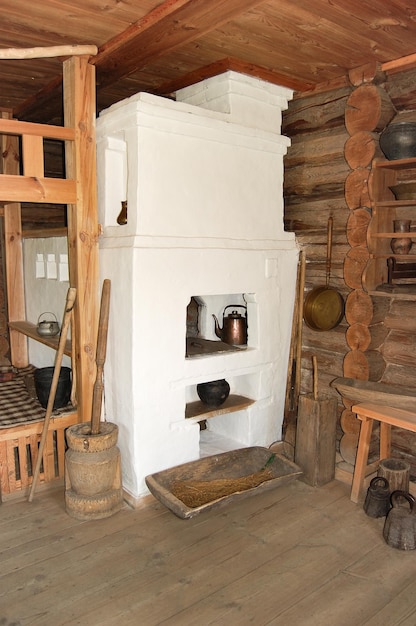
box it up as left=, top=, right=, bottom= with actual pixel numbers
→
left=22, top=135, right=44, bottom=178
left=94, top=0, right=267, bottom=87
left=16, top=0, right=268, bottom=122
left=1, top=111, right=28, bottom=367
left=63, top=56, right=99, bottom=424
left=382, top=53, right=416, bottom=75
left=0, top=45, right=97, bottom=60
left=3, top=204, right=27, bottom=367
left=0, top=175, right=76, bottom=204
left=0, top=118, right=75, bottom=141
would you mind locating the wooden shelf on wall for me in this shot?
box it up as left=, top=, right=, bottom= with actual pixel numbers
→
left=363, top=157, right=416, bottom=298
left=185, top=394, right=254, bottom=423
left=9, top=321, right=72, bottom=356
left=369, top=288, right=416, bottom=301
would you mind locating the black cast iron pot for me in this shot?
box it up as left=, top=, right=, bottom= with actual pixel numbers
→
left=380, top=122, right=416, bottom=160
left=197, top=379, right=230, bottom=408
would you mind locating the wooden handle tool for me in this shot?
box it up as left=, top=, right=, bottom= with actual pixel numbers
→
left=90, top=279, right=111, bottom=435
left=28, top=287, right=76, bottom=502
left=313, top=355, right=318, bottom=401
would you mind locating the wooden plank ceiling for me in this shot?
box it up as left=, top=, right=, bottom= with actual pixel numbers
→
left=1, top=0, right=416, bottom=125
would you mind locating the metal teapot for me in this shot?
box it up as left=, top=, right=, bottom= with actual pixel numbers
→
left=36, top=312, right=60, bottom=337
left=213, top=305, right=247, bottom=346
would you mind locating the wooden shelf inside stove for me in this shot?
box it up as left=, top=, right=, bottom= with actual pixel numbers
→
left=185, top=394, right=254, bottom=423
left=9, top=321, right=72, bottom=356
left=186, top=337, right=246, bottom=357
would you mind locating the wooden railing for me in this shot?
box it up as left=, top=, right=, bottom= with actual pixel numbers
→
left=0, top=118, right=76, bottom=204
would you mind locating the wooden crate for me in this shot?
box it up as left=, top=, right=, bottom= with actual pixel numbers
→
left=0, top=412, right=78, bottom=501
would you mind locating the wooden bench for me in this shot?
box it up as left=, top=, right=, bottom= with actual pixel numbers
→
left=351, top=402, right=416, bottom=503
left=0, top=411, right=78, bottom=501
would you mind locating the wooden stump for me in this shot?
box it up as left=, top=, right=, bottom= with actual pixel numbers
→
left=345, top=85, right=395, bottom=134
left=378, top=457, right=410, bottom=493
left=345, top=289, right=373, bottom=326
left=65, top=422, right=123, bottom=520
left=339, top=432, right=359, bottom=466
left=340, top=408, right=361, bottom=435
left=348, top=61, right=385, bottom=87
left=344, top=246, right=370, bottom=289
left=346, top=323, right=371, bottom=352
left=343, top=349, right=369, bottom=380
left=346, top=208, right=371, bottom=247
left=344, top=131, right=382, bottom=169
left=345, top=169, right=371, bottom=210
left=295, top=393, right=338, bottom=487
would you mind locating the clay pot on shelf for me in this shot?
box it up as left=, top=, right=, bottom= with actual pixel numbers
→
left=390, top=219, right=412, bottom=255
left=197, top=379, right=230, bottom=408
left=389, top=183, right=416, bottom=201
left=380, top=114, right=416, bottom=160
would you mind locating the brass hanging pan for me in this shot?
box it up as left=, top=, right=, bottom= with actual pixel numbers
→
left=303, top=217, right=344, bottom=332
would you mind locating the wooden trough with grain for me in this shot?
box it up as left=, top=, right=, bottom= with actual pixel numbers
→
left=145, top=447, right=302, bottom=519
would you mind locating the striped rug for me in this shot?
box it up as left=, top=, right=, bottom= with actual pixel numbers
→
left=0, top=367, right=72, bottom=428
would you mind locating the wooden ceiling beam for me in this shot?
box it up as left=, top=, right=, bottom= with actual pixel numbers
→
left=14, top=75, right=64, bottom=124
left=15, top=0, right=268, bottom=122
left=156, top=57, right=314, bottom=96
left=93, top=0, right=269, bottom=88
left=382, top=52, right=416, bottom=75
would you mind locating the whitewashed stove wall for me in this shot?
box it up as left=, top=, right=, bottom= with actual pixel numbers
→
left=97, top=72, right=298, bottom=500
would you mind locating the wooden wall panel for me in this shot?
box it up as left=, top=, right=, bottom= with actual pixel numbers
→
left=283, top=67, right=416, bottom=477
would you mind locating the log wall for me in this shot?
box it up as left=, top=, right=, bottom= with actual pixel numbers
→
left=283, top=86, right=352, bottom=408
left=283, top=69, right=416, bottom=478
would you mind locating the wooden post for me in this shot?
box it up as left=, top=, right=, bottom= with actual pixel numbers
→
left=28, top=287, right=76, bottom=502
left=295, top=393, right=338, bottom=486
left=0, top=110, right=28, bottom=367
left=63, top=56, right=99, bottom=423
left=378, top=458, right=410, bottom=493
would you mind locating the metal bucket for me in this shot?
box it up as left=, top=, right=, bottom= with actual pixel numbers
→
left=363, top=476, right=390, bottom=518
left=383, top=491, right=416, bottom=550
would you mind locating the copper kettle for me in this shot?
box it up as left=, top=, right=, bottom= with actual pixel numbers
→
left=213, top=305, right=247, bottom=346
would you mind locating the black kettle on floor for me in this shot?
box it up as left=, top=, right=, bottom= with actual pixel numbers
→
left=383, top=491, right=416, bottom=550
left=363, top=476, right=390, bottom=518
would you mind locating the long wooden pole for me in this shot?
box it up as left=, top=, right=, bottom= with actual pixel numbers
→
left=294, top=250, right=306, bottom=412
left=28, top=287, right=76, bottom=502
left=285, top=252, right=301, bottom=416
left=313, top=355, right=318, bottom=401
left=0, top=45, right=97, bottom=59
left=90, top=280, right=111, bottom=435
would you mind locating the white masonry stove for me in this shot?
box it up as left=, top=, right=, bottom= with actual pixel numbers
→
left=96, top=71, right=299, bottom=502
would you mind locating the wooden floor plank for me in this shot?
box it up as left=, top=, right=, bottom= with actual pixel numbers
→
left=269, top=569, right=389, bottom=625
left=0, top=496, right=167, bottom=578
left=363, top=579, right=416, bottom=625
left=1, top=479, right=415, bottom=626
left=58, top=484, right=369, bottom=624
left=140, top=497, right=377, bottom=625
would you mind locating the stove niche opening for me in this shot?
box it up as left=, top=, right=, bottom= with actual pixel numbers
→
left=186, top=294, right=249, bottom=358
